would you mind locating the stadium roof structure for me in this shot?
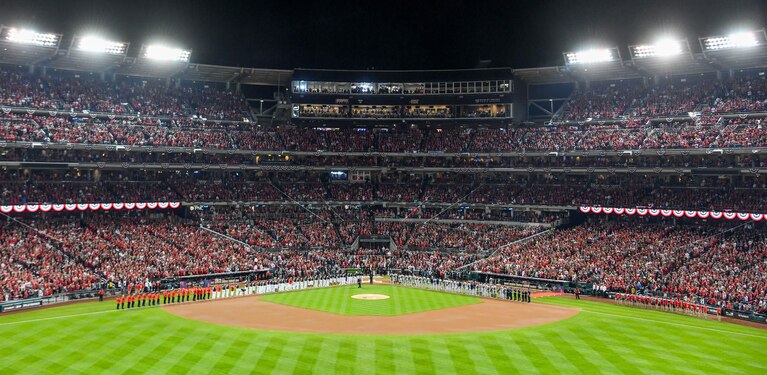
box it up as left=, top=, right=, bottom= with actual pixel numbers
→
left=516, top=34, right=767, bottom=86
left=514, top=54, right=759, bottom=85
left=0, top=26, right=292, bottom=86
left=1, top=24, right=765, bottom=88
left=292, top=67, right=513, bottom=82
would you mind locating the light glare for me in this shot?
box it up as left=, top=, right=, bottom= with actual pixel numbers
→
left=655, top=39, right=682, bottom=56
left=703, top=32, right=759, bottom=50
left=631, top=39, right=683, bottom=58
left=5, top=28, right=59, bottom=47
left=143, top=44, right=191, bottom=62
left=729, top=32, right=759, bottom=47
left=565, top=49, right=615, bottom=64
left=77, top=36, right=127, bottom=55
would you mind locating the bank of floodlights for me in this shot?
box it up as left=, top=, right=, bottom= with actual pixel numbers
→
left=73, top=35, right=129, bottom=55
left=563, top=47, right=620, bottom=65
left=141, top=44, right=191, bottom=62
left=700, top=30, right=767, bottom=51
left=629, top=38, right=691, bottom=59
left=1, top=26, right=61, bottom=47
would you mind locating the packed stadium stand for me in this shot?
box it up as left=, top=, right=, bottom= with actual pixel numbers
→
left=1, top=39, right=766, bottom=324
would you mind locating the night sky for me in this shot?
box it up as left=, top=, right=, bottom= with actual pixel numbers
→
left=1, top=0, right=765, bottom=70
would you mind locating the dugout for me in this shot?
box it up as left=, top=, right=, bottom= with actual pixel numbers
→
left=472, top=272, right=568, bottom=292
left=158, top=269, right=270, bottom=289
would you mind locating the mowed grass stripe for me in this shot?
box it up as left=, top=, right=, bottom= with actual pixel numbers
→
left=188, top=331, right=246, bottom=375
left=541, top=297, right=767, bottom=337
left=311, top=335, right=342, bottom=373
left=292, top=336, right=323, bottom=374
left=410, top=337, right=438, bottom=374
left=428, top=337, right=460, bottom=374
left=353, top=335, right=378, bottom=374
left=373, top=337, right=396, bottom=375
left=1, top=288, right=766, bottom=374
left=483, top=334, right=531, bottom=374
left=252, top=334, right=289, bottom=372
left=390, top=333, right=417, bottom=374
left=258, top=284, right=479, bottom=316
left=208, top=333, right=254, bottom=374
left=551, top=326, right=625, bottom=374
left=8, top=316, right=90, bottom=372
left=444, top=340, right=480, bottom=374
left=467, top=339, right=512, bottom=375
left=334, top=337, right=357, bottom=374
left=524, top=330, right=582, bottom=374
left=229, top=333, right=276, bottom=374
left=270, top=336, right=308, bottom=374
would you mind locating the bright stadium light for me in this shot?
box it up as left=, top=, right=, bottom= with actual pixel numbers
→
left=142, top=44, right=191, bottom=62
left=630, top=38, right=686, bottom=58
left=702, top=31, right=760, bottom=51
left=564, top=48, right=617, bottom=64
left=3, top=27, right=60, bottom=47
left=728, top=31, right=759, bottom=47
left=75, top=36, right=128, bottom=55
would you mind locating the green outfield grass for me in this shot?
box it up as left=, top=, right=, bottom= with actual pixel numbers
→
left=0, top=286, right=766, bottom=374
left=258, top=284, right=479, bottom=315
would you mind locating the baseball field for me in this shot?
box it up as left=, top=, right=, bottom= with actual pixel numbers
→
left=1, top=284, right=765, bottom=374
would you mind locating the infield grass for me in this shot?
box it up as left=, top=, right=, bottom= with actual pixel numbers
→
left=258, top=284, right=479, bottom=315
left=0, top=286, right=765, bottom=374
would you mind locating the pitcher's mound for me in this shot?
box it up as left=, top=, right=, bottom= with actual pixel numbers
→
left=352, top=294, right=390, bottom=300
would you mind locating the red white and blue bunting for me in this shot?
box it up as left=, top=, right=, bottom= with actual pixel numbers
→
left=0, top=202, right=181, bottom=214
left=578, top=206, right=764, bottom=221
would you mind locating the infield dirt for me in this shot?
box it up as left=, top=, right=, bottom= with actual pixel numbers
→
left=164, top=295, right=579, bottom=334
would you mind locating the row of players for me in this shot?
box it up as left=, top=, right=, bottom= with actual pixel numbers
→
left=2, top=114, right=767, bottom=152
left=1, top=172, right=765, bottom=212
left=0, top=68, right=249, bottom=121
left=1, top=211, right=764, bottom=314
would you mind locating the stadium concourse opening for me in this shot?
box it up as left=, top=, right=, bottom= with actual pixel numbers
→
left=162, top=292, right=578, bottom=335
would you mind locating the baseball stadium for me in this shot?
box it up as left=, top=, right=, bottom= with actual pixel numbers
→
left=1, top=0, right=767, bottom=373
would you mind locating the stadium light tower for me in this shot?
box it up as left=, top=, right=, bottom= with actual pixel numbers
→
left=141, top=44, right=191, bottom=62
left=699, top=29, right=767, bottom=51
left=73, top=35, right=129, bottom=56
left=563, top=47, right=620, bottom=65
left=629, top=38, right=691, bottom=60
left=0, top=26, right=61, bottom=48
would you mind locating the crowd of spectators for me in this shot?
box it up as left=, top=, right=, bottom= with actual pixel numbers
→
left=0, top=68, right=250, bottom=121
left=4, top=209, right=764, bottom=316
left=2, top=67, right=767, bottom=153
left=404, top=223, right=540, bottom=253
left=4, top=113, right=766, bottom=152
left=0, top=203, right=547, bottom=301
left=559, top=76, right=767, bottom=121
left=0, top=221, right=100, bottom=301
left=3, top=171, right=766, bottom=213
left=472, top=218, right=767, bottom=313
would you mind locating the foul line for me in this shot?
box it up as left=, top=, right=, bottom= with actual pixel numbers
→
left=0, top=308, right=125, bottom=327
left=579, top=309, right=767, bottom=339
